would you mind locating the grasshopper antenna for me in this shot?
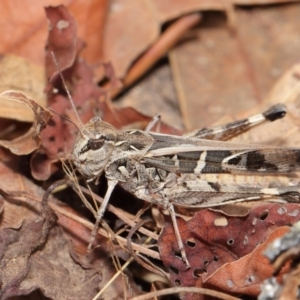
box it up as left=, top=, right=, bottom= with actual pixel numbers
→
left=48, top=107, right=84, bottom=134
left=50, top=51, right=87, bottom=138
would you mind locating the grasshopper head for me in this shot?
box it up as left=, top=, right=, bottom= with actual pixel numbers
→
left=72, top=117, right=117, bottom=179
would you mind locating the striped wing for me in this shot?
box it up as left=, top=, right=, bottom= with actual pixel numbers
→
left=144, top=136, right=300, bottom=174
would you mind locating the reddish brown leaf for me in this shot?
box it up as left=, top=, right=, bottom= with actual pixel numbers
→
left=159, top=203, right=300, bottom=299
left=45, top=5, right=78, bottom=81
left=67, top=0, right=108, bottom=64
left=30, top=151, right=60, bottom=181
left=204, top=227, right=291, bottom=297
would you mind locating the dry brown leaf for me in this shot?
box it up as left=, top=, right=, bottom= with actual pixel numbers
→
left=103, top=0, right=160, bottom=78
left=0, top=157, right=101, bottom=299
left=0, top=154, right=138, bottom=299
left=0, top=161, right=43, bottom=230
left=0, top=0, right=107, bottom=67
left=0, top=54, right=46, bottom=121
left=151, top=0, right=226, bottom=22
left=0, top=90, right=52, bottom=155
left=170, top=2, right=300, bottom=130
left=0, top=213, right=101, bottom=300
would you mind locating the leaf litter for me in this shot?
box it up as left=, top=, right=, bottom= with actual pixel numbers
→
left=0, top=2, right=300, bottom=300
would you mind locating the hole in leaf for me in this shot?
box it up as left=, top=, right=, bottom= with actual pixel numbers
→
left=48, top=118, right=56, bottom=127
left=169, top=266, right=179, bottom=275
left=203, top=260, right=209, bottom=266
left=187, top=238, right=196, bottom=248
left=194, top=268, right=207, bottom=277
left=246, top=275, right=255, bottom=284
left=213, top=256, right=219, bottom=261
left=57, top=148, right=64, bottom=156
left=227, top=280, right=234, bottom=288
left=174, top=279, right=181, bottom=287
left=259, top=210, right=269, bottom=220
left=214, top=216, right=228, bottom=226
left=227, top=238, right=234, bottom=245
left=98, top=76, right=110, bottom=86
left=174, top=249, right=182, bottom=259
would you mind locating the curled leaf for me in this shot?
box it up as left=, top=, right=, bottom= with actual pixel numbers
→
left=0, top=90, right=52, bottom=155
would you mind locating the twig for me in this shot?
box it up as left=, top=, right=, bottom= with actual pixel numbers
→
left=130, top=287, right=241, bottom=300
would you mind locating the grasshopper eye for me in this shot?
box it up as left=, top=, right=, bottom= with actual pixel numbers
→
left=79, top=139, right=104, bottom=154
left=87, top=139, right=104, bottom=150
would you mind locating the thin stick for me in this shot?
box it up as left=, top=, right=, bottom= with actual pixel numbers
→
left=130, top=287, right=241, bottom=300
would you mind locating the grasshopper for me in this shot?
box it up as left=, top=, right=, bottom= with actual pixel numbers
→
left=52, top=54, right=300, bottom=268
left=72, top=103, right=300, bottom=268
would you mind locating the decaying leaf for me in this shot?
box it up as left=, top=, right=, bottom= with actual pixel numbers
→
left=0, top=90, right=52, bottom=155
left=0, top=156, right=139, bottom=299
left=204, top=227, right=291, bottom=297
left=45, top=5, right=78, bottom=81
left=159, top=203, right=300, bottom=299
left=0, top=216, right=101, bottom=300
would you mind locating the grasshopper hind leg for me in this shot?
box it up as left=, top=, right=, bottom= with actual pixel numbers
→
left=185, top=104, right=286, bottom=141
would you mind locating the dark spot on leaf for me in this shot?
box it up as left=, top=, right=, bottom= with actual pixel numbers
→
left=203, top=260, right=209, bottom=266
left=246, top=275, right=255, bottom=283
left=259, top=210, right=269, bottom=220
left=194, top=268, right=207, bottom=277
left=227, top=238, right=234, bottom=245
left=174, top=249, right=182, bottom=259
left=48, top=118, right=56, bottom=127
left=174, top=279, right=181, bottom=286
left=169, top=266, right=179, bottom=275
left=187, top=238, right=196, bottom=248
